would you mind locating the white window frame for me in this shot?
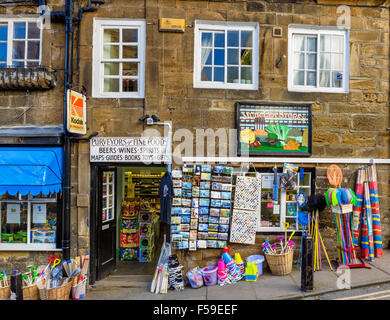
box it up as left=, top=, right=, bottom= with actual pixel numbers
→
left=0, top=194, right=60, bottom=251
left=194, top=20, right=259, bottom=90
left=0, top=17, right=43, bottom=67
left=288, top=24, right=350, bottom=93
left=92, top=18, right=146, bottom=98
left=102, top=171, right=115, bottom=223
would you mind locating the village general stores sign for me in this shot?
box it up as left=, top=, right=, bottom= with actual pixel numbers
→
left=90, top=137, right=170, bottom=163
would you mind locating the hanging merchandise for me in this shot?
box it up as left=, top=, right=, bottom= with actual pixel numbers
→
left=230, top=175, right=261, bottom=245
left=272, top=165, right=279, bottom=204
left=280, top=163, right=298, bottom=191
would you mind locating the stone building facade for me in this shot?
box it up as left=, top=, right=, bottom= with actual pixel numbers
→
left=0, top=0, right=389, bottom=276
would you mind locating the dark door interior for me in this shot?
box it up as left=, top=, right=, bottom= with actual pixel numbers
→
left=96, top=167, right=117, bottom=280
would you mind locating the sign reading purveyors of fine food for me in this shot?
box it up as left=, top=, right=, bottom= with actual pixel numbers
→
left=236, top=102, right=312, bottom=156
left=90, top=137, right=170, bottom=163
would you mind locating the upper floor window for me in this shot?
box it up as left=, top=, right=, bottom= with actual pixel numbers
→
left=92, top=18, right=145, bottom=98
left=194, top=20, right=259, bottom=90
left=288, top=25, right=349, bottom=93
left=0, top=18, right=42, bottom=67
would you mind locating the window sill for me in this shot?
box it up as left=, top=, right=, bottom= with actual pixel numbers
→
left=288, top=86, right=348, bottom=94
left=0, top=244, right=61, bottom=251
left=193, top=82, right=258, bottom=90
left=0, top=67, right=57, bottom=90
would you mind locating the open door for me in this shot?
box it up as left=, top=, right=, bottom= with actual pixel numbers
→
left=96, top=167, right=117, bottom=280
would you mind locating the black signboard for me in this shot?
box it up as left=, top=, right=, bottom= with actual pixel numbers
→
left=236, top=102, right=312, bottom=156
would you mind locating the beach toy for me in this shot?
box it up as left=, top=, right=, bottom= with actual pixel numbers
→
left=186, top=267, right=204, bottom=289
left=201, top=266, right=218, bottom=286
left=296, top=191, right=308, bottom=207
left=234, top=253, right=244, bottom=276
left=217, top=260, right=228, bottom=286
left=225, top=260, right=242, bottom=282
left=222, top=247, right=231, bottom=255
left=327, top=164, right=343, bottom=187
left=246, top=255, right=264, bottom=277
left=245, top=262, right=258, bottom=281
left=222, top=252, right=233, bottom=264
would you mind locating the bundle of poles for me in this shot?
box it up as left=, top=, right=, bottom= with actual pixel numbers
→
left=333, top=210, right=358, bottom=266
left=352, top=164, right=383, bottom=261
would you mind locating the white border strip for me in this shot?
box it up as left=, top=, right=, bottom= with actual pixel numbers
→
left=181, top=157, right=390, bottom=164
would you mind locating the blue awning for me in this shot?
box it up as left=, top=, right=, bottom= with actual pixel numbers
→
left=0, top=147, right=64, bottom=196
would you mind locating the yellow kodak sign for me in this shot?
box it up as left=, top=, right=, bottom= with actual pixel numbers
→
left=67, top=89, right=87, bottom=134
left=159, top=18, right=185, bottom=32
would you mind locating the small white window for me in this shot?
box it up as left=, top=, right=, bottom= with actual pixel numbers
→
left=92, top=19, right=145, bottom=98
left=194, top=20, right=259, bottom=90
left=288, top=25, right=349, bottom=93
left=0, top=18, right=42, bottom=67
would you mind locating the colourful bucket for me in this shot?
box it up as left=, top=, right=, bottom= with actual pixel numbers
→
left=246, top=255, right=264, bottom=276
left=201, top=266, right=218, bottom=286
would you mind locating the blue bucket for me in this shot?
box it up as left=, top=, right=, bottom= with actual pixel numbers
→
left=246, top=255, right=264, bottom=276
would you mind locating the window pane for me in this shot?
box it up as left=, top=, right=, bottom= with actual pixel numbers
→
left=27, top=41, right=40, bottom=59
left=319, top=71, right=330, bottom=87
left=307, top=37, right=317, bottom=52
left=103, top=45, right=119, bottom=59
left=0, top=24, right=7, bottom=41
left=104, top=78, right=119, bottom=92
left=123, top=78, right=138, bottom=92
left=13, top=41, right=25, bottom=59
left=201, top=32, right=212, bottom=47
left=104, top=29, right=119, bottom=43
left=123, top=29, right=137, bottom=42
left=294, top=53, right=304, bottom=69
left=0, top=43, right=7, bottom=62
left=227, top=30, right=239, bottom=47
left=307, top=53, right=316, bottom=70
left=332, top=71, right=343, bottom=88
left=214, top=33, right=224, bottom=48
left=122, top=62, right=138, bottom=76
left=104, top=62, right=119, bottom=75
left=241, top=67, right=252, bottom=84
left=320, top=53, right=330, bottom=69
left=214, top=49, right=224, bottom=66
left=31, top=203, right=57, bottom=244
left=241, top=49, right=252, bottom=65
left=332, top=35, right=343, bottom=53
left=294, top=35, right=305, bottom=51
left=320, top=35, right=331, bottom=52
left=332, top=53, right=343, bottom=70
left=27, top=61, right=38, bottom=67
left=1, top=203, right=28, bottom=243
left=227, top=48, right=239, bottom=65
left=227, top=66, right=239, bottom=83
left=201, top=48, right=212, bottom=65
left=123, top=45, right=137, bottom=59
left=201, top=66, right=212, bottom=81
left=14, top=22, right=26, bottom=39
left=241, top=31, right=252, bottom=47
left=306, top=71, right=316, bottom=86
left=214, top=67, right=224, bottom=82
left=13, top=61, right=23, bottom=67
left=293, top=71, right=304, bottom=85
left=28, top=22, right=40, bottom=39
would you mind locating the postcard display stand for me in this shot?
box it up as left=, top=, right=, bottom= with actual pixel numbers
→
left=171, top=164, right=233, bottom=250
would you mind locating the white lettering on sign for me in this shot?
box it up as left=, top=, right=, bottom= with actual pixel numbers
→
left=90, top=137, right=170, bottom=163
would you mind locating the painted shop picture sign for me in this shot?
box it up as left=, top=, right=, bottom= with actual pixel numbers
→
left=236, top=102, right=312, bottom=156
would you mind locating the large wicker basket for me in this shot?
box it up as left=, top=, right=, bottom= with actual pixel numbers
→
left=22, top=284, right=40, bottom=300
left=265, top=250, right=294, bottom=276
left=0, top=286, right=10, bottom=300
left=37, top=278, right=72, bottom=300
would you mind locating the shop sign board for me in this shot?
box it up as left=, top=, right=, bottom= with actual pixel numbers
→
left=159, top=18, right=185, bottom=32
left=236, top=102, right=312, bottom=156
left=67, top=89, right=87, bottom=135
left=90, top=137, right=170, bottom=163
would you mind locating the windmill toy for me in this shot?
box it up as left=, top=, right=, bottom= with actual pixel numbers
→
left=325, top=165, right=370, bottom=271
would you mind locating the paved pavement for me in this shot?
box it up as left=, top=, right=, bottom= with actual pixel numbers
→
left=85, top=250, right=390, bottom=300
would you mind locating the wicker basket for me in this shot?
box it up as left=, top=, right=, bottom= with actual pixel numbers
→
left=0, top=286, right=10, bottom=300
left=265, top=250, right=294, bottom=276
left=37, top=278, right=72, bottom=300
left=22, top=284, right=40, bottom=300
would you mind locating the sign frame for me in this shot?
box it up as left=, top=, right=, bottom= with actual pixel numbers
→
left=67, top=89, right=87, bottom=135
left=236, top=102, right=312, bottom=157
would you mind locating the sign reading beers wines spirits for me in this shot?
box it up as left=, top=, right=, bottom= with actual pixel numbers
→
left=90, top=137, right=171, bottom=163
left=67, top=89, right=87, bottom=134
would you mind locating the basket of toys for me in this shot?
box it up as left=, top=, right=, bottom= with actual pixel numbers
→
left=262, top=236, right=295, bottom=276
left=37, top=278, right=72, bottom=300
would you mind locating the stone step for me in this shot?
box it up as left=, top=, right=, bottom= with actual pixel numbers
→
left=90, top=274, right=154, bottom=290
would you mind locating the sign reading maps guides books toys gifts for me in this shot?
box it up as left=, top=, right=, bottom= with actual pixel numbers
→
left=171, top=164, right=233, bottom=250
left=236, top=102, right=312, bottom=156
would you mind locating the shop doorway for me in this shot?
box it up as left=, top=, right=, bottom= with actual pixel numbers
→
left=91, top=164, right=166, bottom=283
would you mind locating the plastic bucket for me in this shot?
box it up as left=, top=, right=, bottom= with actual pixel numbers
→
left=201, top=266, right=218, bottom=286
left=246, top=255, right=264, bottom=276
left=186, top=268, right=204, bottom=288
